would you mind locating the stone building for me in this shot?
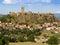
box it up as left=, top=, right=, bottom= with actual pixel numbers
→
left=20, top=7, right=25, bottom=23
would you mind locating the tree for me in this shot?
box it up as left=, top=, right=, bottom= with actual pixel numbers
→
left=9, top=37, right=17, bottom=42
left=18, top=35, right=25, bottom=42
left=0, top=16, right=7, bottom=22
left=0, top=33, right=9, bottom=45
left=2, top=36, right=9, bottom=45
left=46, top=36, right=59, bottom=45
left=27, top=34, right=35, bottom=42
left=33, top=29, right=41, bottom=36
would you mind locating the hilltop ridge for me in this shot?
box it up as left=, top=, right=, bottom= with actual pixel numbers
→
left=0, top=7, right=58, bottom=24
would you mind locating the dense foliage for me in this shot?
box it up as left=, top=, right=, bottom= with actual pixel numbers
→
left=0, top=27, right=42, bottom=42
left=0, top=33, right=9, bottom=45
left=46, top=36, right=59, bottom=45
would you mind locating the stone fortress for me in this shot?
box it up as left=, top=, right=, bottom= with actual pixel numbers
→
left=9, top=7, right=56, bottom=24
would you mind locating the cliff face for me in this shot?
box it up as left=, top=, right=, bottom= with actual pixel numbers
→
left=0, top=13, right=57, bottom=24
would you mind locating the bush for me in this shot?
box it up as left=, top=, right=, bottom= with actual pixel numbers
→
left=9, top=37, right=17, bottom=42
left=2, top=36, right=9, bottom=45
left=18, top=35, right=25, bottom=42
left=27, top=34, right=35, bottom=42
left=0, top=34, right=9, bottom=45
left=46, top=36, right=59, bottom=45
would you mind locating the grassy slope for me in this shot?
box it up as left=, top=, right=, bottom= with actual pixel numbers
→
left=9, top=42, right=48, bottom=45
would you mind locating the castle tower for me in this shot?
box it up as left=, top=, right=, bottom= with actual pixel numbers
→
left=21, top=7, right=24, bottom=14
left=20, top=7, right=25, bottom=23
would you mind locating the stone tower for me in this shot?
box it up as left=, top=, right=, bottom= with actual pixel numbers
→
left=20, top=7, right=25, bottom=23
left=21, top=7, right=24, bottom=14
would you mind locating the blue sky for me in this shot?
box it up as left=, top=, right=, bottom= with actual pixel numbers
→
left=0, top=0, right=60, bottom=14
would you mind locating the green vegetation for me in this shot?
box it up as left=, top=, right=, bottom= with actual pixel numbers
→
left=0, top=13, right=59, bottom=45
left=0, top=27, right=42, bottom=43
left=46, top=36, right=59, bottom=45
left=0, top=33, right=9, bottom=45
left=18, top=35, right=25, bottom=42
left=27, top=34, right=35, bottom=42
left=0, top=13, right=57, bottom=24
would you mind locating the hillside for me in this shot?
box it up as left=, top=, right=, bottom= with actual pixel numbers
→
left=0, top=13, right=58, bottom=24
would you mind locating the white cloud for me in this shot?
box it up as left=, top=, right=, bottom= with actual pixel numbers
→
left=41, top=0, right=51, bottom=3
left=2, top=0, right=18, bottom=4
left=56, top=11, right=60, bottom=13
left=3, top=0, right=12, bottom=4
left=2, top=0, right=51, bottom=4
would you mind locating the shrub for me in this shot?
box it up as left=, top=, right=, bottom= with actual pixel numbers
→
left=18, top=35, right=25, bottom=42
left=27, top=34, right=35, bottom=42
left=46, top=36, right=59, bottom=45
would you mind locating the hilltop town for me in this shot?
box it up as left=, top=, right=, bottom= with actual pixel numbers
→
left=0, top=7, right=59, bottom=32
left=8, top=7, right=57, bottom=24
left=0, top=7, right=60, bottom=44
